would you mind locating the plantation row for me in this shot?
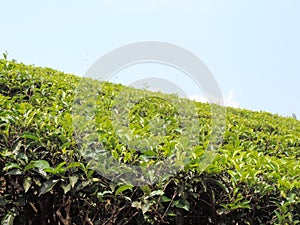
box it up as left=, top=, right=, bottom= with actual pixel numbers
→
left=0, top=57, right=299, bottom=224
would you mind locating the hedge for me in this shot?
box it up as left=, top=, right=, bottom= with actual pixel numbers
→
left=0, top=56, right=300, bottom=224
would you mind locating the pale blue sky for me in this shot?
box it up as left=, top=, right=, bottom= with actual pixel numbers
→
left=1, top=0, right=299, bottom=118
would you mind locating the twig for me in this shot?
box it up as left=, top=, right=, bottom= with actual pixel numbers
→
left=122, top=211, right=139, bottom=225
left=162, top=190, right=177, bottom=219
left=56, top=197, right=72, bottom=225
left=29, top=202, right=38, bottom=214
left=84, top=213, right=94, bottom=225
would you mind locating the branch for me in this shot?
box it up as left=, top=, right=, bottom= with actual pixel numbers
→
left=84, top=212, right=94, bottom=225
left=56, top=197, right=72, bottom=225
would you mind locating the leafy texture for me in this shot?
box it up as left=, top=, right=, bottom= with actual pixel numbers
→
left=0, top=57, right=300, bottom=224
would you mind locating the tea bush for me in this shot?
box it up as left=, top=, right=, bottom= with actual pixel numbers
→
left=1, top=56, right=299, bottom=224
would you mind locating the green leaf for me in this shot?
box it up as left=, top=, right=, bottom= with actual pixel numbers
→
left=44, top=167, right=56, bottom=174
left=149, top=190, right=164, bottom=197
left=141, top=199, right=151, bottom=214
left=69, top=175, right=79, bottom=188
left=167, top=210, right=176, bottom=217
left=75, top=180, right=91, bottom=192
left=61, top=183, right=71, bottom=194
left=23, top=177, right=32, bottom=193
left=6, top=169, right=23, bottom=175
left=55, top=162, right=66, bottom=171
left=67, top=162, right=82, bottom=169
left=24, top=160, right=50, bottom=171
left=38, top=179, right=59, bottom=197
left=160, top=195, right=171, bottom=202
left=1, top=213, right=15, bottom=225
left=112, top=150, right=118, bottom=159
left=20, top=132, right=40, bottom=142
left=45, top=162, right=66, bottom=175
left=141, top=150, right=157, bottom=156
left=3, top=163, right=20, bottom=171
left=115, top=184, right=133, bottom=196
left=12, top=141, right=22, bottom=155
left=132, top=201, right=141, bottom=209
left=97, top=190, right=113, bottom=199
left=174, top=199, right=190, bottom=211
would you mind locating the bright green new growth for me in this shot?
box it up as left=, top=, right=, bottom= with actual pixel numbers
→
left=0, top=57, right=299, bottom=224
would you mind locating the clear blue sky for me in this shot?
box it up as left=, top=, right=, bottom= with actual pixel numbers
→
left=1, top=0, right=299, bottom=118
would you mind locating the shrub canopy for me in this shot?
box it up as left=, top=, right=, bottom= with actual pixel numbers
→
left=0, top=58, right=300, bottom=225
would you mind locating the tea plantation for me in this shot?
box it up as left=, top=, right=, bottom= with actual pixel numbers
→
left=0, top=57, right=300, bottom=224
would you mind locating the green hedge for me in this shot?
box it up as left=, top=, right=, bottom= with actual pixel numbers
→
left=0, top=56, right=300, bottom=225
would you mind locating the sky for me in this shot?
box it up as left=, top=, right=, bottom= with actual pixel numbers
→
left=1, top=0, right=299, bottom=118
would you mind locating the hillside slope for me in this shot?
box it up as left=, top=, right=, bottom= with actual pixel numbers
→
left=1, top=58, right=299, bottom=224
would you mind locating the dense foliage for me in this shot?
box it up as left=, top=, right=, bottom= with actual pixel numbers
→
left=0, top=56, right=300, bottom=224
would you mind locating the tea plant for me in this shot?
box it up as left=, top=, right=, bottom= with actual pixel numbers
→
left=0, top=56, right=299, bottom=224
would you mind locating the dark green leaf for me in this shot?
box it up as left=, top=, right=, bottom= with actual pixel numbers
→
left=115, top=184, right=133, bottom=196
left=38, top=179, right=59, bottom=197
